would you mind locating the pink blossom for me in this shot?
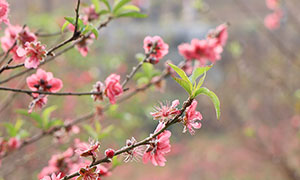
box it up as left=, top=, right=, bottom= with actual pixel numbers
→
left=1, top=25, right=37, bottom=62
left=91, top=81, right=104, bottom=101
left=143, top=123, right=171, bottom=166
left=266, top=0, right=280, bottom=10
left=38, top=148, right=74, bottom=178
left=210, top=23, right=228, bottom=46
left=76, top=35, right=94, bottom=57
left=0, top=0, right=9, bottom=25
left=150, top=100, right=180, bottom=122
left=7, top=137, right=21, bottom=150
left=28, top=95, right=48, bottom=113
left=17, top=41, right=47, bottom=69
left=83, top=5, right=99, bottom=22
left=123, top=137, right=145, bottom=163
left=143, top=36, right=169, bottom=63
left=40, top=173, right=62, bottom=180
left=183, top=100, right=203, bottom=135
left=105, top=148, right=115, bottom=158
left=178, top=43, right=196, bottom=61
left=78, top=166, right=99, bottom=180
left=26, top=69, right=63, bottom=95
left=97, top=165, right=111, bottom=177
left=75, top=138, right=100, bottom=158
left=104, top=74, right=123, bottom=104
left=264, top=10, right=282, bottom=30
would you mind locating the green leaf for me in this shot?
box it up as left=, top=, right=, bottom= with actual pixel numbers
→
left=91, top=0, right=101, bottom=12
left=42, top=106, right=57, bottom=123
left=116, top=11, right=147, bottom=18
left=100, top=0, right=111, bottom=11
left=14, top=119, right=24, bottom=132
left=64, top=17, right=85, bottom=30
left=189, top=65, right=212, bottom=84
left=98, top=125, right=114, bottom=139
left=99, top=9, right=110, bottom=16
left=172, top=77, right=193, bottom=95
left=119, top=5, right=140, bottom=12
left=113, top=0, right=131, bottom=13
left=47, top=119, right=63, bottom=129
left=142, top=63, right=154, bottom=78
left=95, top=121, right=102, bottom=133
left=112, top=156, right=121, bottom=168
left=194, top=87, right=220, bottom=119
left=61, top=21, right=70, bottom=33
left=195, top=71, right=206, bottom=91
left=64, top=17, right=76, bottom=25
left=16, top=109, right=44, bottom=129
left=3, top=123, right=17, bottom=137
left=91, top=27, right=99, bottom=39
left=18, top=130, right=29, bottom=139
left=168, top=63, right=190, bottom=83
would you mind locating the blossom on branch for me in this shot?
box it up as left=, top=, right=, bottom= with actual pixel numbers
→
left=182, top=100, right=203, bottom=135
left=143, top=122, right=171, bottom=166
left=143, top=36, right=169, bottom=64
left=75, top=138, right=100, bottom=158
left=17, top=41, right=47, bottom=69
left=264, top=10, right=282, bottom=30
left=123, top=137, right=145, bottom=163
left=104, top=74, right=123, bottom=104
left=91, top=81, right=104, bottom=101
left=150, top=100, right=180, bottom=122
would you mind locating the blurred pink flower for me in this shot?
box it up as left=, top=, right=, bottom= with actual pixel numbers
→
left=75, top=138, right=100, bottom=158
left=266, top=0, right=280, bottom=10
left=7, top=137, right=21, bottom=150
left=91, top=81, right=104, bottom=101
left=97, top=164, right=111, bottom=177
left=264, top=10, right=282, bottom=30
left=83, top=5, right=99, bottom=22
left=0, top=0, right=9, bottom=25
left=104, top=74, right=123, bottom=104
left=26, top=69, right=63, bottom=95
left=178, top=43, right=196, bottom=61
left=183, top=100, right=202, bottom=135
left=143, top=123, right=171, bottom=166
left=17, top=41, right=47, bottom=69
left=143, top=36, right=169, bottom=64
left=210, top=23, right=228, bottom=47
left=40, top=173, right=62, bottom=180
left=150, top=100, right=180, bottom=122
left=76, top=35, right=94, bottom=57
left=1, top=25, right=36, bottom=61
left=28, top=95, right=48, bottom=113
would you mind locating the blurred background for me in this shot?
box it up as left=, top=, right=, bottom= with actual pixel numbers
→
left=1, top=0, right=300, bottom=179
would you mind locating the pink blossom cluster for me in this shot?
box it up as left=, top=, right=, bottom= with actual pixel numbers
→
left=39, top=140, right=110, bottom=180
left=0, top=137, right=21, bottom=167
left=26, top=69, right=63, bottom=112
left=143, top=36, right=169, bottom=64
left=0, top=0, right=9, bottom=25
left=91, top=74, right=123, bottom=104
left=1, top=24, right=47, bottom=68
left=264, top=0, right=282, bottom=30
left=178, top=23, right=228, bottom=67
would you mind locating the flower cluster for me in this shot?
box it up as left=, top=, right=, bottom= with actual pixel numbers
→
left=17, top=41, right=47, bottom=69
left=39, top=141, right=110, bottom=179
left=264, top=0, right=282, bottom=30
left=143, top=36, right=169, bottom=64
left=75, top=138, right=100, bottom=158
left=1, top=25, right=37, bottom=61
left=0, top=0, right=9, bottom=25
left=26, top=69, right=63, bottom=112
left=178, top=23, right=228, bottom=67
left=142, top=122, right=171, bottom=166
left=91, top=74, right=123, bottom=104
left=0, top=137, right=21, bottom=167
left=150, top=100, right=180, bottom=122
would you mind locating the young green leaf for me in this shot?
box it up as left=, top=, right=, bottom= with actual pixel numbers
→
left=194, top=87, right=220, bottom=119
left=42, top=106, right=57, bottom=123
left=83, top=124, right=98, bottom=139
left=116, top=12, right=147, bottom=18
left=172, top=77, right=193, bottom=95
left=189, top=65, right=212, bottom=84
left=91, top=27, right=99, bottom=39
left=119, top=5, right=140, bottom=12
left=100, top=0, right=111, bottom=11
left=16, top=109, right=44, bottom=129
left=91, top=0, right=101, bottom=12
left=112, top=156, right=122, bottom=168
left=3, top=123, right=17, bottom=137
left=168, top=63, right=191, bottom=83
left=61, top=21, right=70, bottom=33
left=195, top=71, right=206, bottom=91
left=113, top=0, right=131, bottom=13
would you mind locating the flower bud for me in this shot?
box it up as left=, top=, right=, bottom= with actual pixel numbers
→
left=105, top=148, right=115, bottom=158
